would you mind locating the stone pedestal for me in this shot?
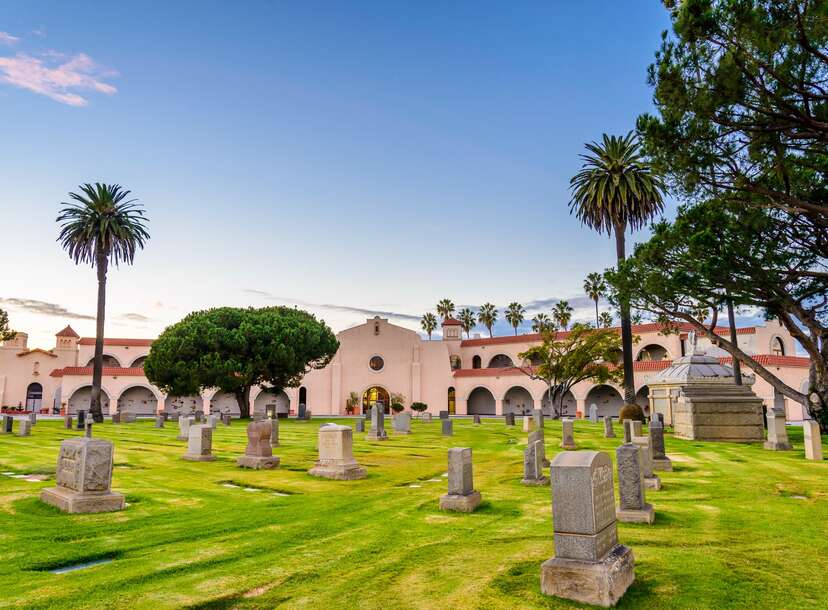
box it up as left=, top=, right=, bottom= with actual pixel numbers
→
left=441, top=419, right=453, bottom=436
left=649, top=419, right=672, bottom=471
left=40, top=437, right=125, bottom=514
left=804, top=420, right=823, bottom=461
left=616, top=443, right=655, bottom=524
left=309, top=424, right=366, bottom=480
left=603, top=416, right=615, bottom=439
left=764, top=409, right=792, bottom=450
left=183, top=425, right=215, bottom=461
left=439, top=447, right=481, bottom=512
left=522, top=439, right=548, bottom=486
left=560, top=418, right=576, bottom=450
left=237, top=421, right=280, bottom=469
left=392, top=413, right=411, bottom=434
left=540, top=451, right=635, bottom=607
left=367, top=405, right=388, bottom=441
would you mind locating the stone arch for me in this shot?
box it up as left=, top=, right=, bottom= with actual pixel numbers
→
left=636, top=343, right=670, bottom=361
left=541, top=388, right=576, bottom=417
left=129, top=355, right=147, bottom=367
left=770, top=336, right=786, bottom=356
left=67, top=386, right=111, bottom=415
left=253, top=388, right=290, bottom=417
left=85, top=353, right=122, bottom=367
left=362, top=385, right=390, bottom=414
left=211, top=391, right=241, bottom=416
left=472, top=355, right=482, bottom=369
left=447, top=386, right=456, bottom=415
left=488, top=354, right=514, bottom=368
left=164, top=394, right=204, bottom=417
left=585, top=385, right=624, bottom=418
left=635, top=385, right=650, bottom=415
left=503, top=385, right=533, bottom=415
left=117, top=385, right=161, bottom=415
left=467, top=386, right=496, bottom=415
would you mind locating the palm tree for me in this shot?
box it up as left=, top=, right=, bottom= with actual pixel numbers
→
left=531, top=313, right=555, bottom=333
left=457, top=308, right=476, bottom=338
left=598, top=311, right=614, bottom=328
left=583, top=272, right=606, bottom=327
left=436, top=299, right=455, bottom=321
left=420, top=312, right=438, bottom=340
left=57, top=183, right=149, bottom=422
left=569, top=132, right=666, bottom=403
left=477, top=303, right=498, bottom=338
left=552, top=300, right=574, bottom=331
left=505, top=302, right=525, bottom=335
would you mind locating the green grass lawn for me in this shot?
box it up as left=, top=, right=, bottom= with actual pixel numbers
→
left=0, top=417, right=825, bottom=609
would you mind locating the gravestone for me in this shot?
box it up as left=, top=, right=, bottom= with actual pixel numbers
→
left=631, top=421, right=643, bottom=437
left=182, top=425, right=215, bottom=461
left=764, top=407, right=792, bottom=450
left=367, top=402, right=388, bottom=440
left=529, top=429, right=549, bottom=467
left=439, top=410, right=449, bottom=420
left=616, top=443, right=654, bottom=524
left=422, top=412, right=432, bottom=423
left=603, top=416, right=615, bottom=439
left=64, top=415, right=73, bottom=430
left=237, top=421, right=280, bottom=469
left=29, top=412, right=37, bottom=426
left=522, top=439, right=548, bottom=486
left=589, top=404, right=599, bottom=423
left=40, top=437, right=125, bottom=513
left=112, top=412, right=121, bottom=424
left=2, top=415, right=13, bottom=434
left=442, top=418, right=453, bottom=436
left=473, top=414, right=481, bottom=425
left=154, top=415, right=164, bottom=428
left=84, top=420, right=94, bottom=438
left=252, top=411, right=266, bottom=422
left=194, top=411, right=203, bottom=423
left=654, top=412, right=665, bottom=425
left=18, top=419, right=32, bottom=436
left=206, top=415, right=218, bottom=430
left=355, top=418, right=365, bottom=433
left=392, top=412, right=411, bottom=434
left=76, top=410, right=86, bottom=430
left=540, top=451, right=635, bottom=606
left=297, top=403, right=307, bottom=420
left=439, top=447, right=481, bottom=512
left=505, top=413, right=516, bottom=426
left=177, top=416, right=194, bottom=441
left=560, top=418, right=576, bottom=450
left=523, top=417, right=534, bottom=433
left=804, top=420, right=823, bottom=461
left=309, top=424, right=366, bottom=480
left=622, top=419, right=634, bottom=443
left=533, top=408, right=545, bottom=429
left=270, top=418, right=279, bottom=448
left=221, top=413, right=232, bottom=426
left=632, top=436, right=661, bottom=490
left=122, top=412, right=136, bottom=424
left=649, top=419, right=672, bottom=471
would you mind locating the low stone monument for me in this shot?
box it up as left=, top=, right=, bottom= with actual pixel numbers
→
left=442, top=418, right=453, bottom=436
left=40, top=436, right=125, bottom=513
left=505, top=413, right=515, bottom=426
left=392, top=412, right=411, bottom=434
left=154, top=415, right=164, bottom=428
left=177, top=416, right=194, bottom=441
left=616, top=443, right=655, bottom=524
left=2, top=415, right=13, bottom=434
left=589, top=404, right=599, bottom=423
left=269, top=418, right=279, bottom=448
left=18, top=419, right=32, bottom=436
left=221, top=413, right=232, bottom=426
left=124, top=412, right=138, bottom=424
left=473, top=414, right=481, bottom=425
left=804, top=420, right=823, bottom=461
left=540, top=451, right=635, bottom=606
left=439, top=410, right=449, bottom=420
left=560, top=418, right=576, bottom=450
left=64, top=415, right=73, bottom=430
left=112, top=412, right=122, bottom=424
left=649, top=419, right=672, bottom=471
left=522, top=439, right=548, bottom=486
left=355, top=419, right=365, bottom=433
left=182, top=425, right=215, bottom=461
left=603, top=416, right=615, bottom=439
left=206, top=414, right=218, bottom=430
left=533, top=408, right=545, bottom=429
left=632, top=436, right=661, bottom=490
left=764, top=407, right=792, bottom=451
left=76, top=410, right=86, bottom=430
left=439, top=447, right=481, bottom=512
left=308, top=424, right=366, bottom=480
left=237, top=421, right=280, bottom=469
left=367, top=403, right=388, bottom=441
left=422, top=412, right=432, bottom=423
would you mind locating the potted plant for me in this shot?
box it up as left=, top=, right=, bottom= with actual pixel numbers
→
left=346, top=392, right=359, bottom=415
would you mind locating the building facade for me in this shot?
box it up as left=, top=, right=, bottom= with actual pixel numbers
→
left=0, top=317, right=812, bottom=421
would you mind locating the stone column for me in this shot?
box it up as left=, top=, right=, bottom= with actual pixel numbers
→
left=540, top=451, right=635, bottom=606
left=495, top=398, right=504, bottom=416
left=183, top=425, right=215, bottom=462
left=803, top=420, right=823, bottom=461
left=560, top=418, right=576, bottom=450
left=603, top=416, right=615, bottom=439
left=308, top=424, right=366, bottom=480
left=616, top=443, right=654, bottom=524
left=439, top=447, right=481, bottom=512
left=764, top=407, right=792, bottom=450
left=237, top=420, right=280, bottom=469
left=649, top=419, right=672, bottom=471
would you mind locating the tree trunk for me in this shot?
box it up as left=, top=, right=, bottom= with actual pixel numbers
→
left=726, top=297, right=742, bottom=385
left=235, top=386, right=251, bottom=419
left=614, top=223, right=636, bottom=404
left=594, top=299, right=599, bottom=328
left=89, top=251, right=108, bottom=423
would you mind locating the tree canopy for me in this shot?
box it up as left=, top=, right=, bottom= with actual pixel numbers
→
left=144, top=306, right=339, bottom=418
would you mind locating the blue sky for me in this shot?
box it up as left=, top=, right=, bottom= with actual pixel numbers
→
left=1, top=2, right=681, bottom=347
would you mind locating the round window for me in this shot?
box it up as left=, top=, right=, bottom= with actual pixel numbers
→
left=369, top=355, right=384, bottom=371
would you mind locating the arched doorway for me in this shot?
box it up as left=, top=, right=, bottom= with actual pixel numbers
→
left=586, top=385, right=624, bottom=418
left=299, top=386, right=307, bottom=407
left=447, top=387, right=456, bottom=414
left=25, top=382, right=43, bottom=412
left=67, top=386, right=111, bottom=415
left=541, top=389, right=576, bottom=417
left=488, top=354, right=514, bottom=368
left=636, top=344, right=669, bottom=361
left=472, top=355, right=482, bottom=369
left=117, top=386, right=159, bottom=415
left=467, top=387, right=496, bottom=415
left=363, top=386, right=390, bottom=414
left=635, top=385, right=650, bottom=415
left=771, top=337, right=785, bottom=356
left=503, top=386, right=532, bottom=415
left=254, top=390, right=290, bottom=417
left=130, top=355, right=147, bottom=368
left=164, top=395, right=203, bottom=417
left=85, top=354, right=121, bottom=367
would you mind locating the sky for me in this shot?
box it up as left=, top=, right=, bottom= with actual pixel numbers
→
left=0, top=1, right=692, bottom=348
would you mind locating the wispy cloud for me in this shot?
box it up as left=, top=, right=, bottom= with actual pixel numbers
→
left=0, top=297, right=94, bottom=320
left=0, top=32, right=19, bottom=45
left=0, top=51, right=117, bottom=106
left=242, top=289, right=421, bottom=324
left=119, top=313, right=151, bottom=322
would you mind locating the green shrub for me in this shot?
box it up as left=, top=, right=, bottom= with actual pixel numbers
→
left=390, top=402, right=404, bottom=413
left=619, top=403, right=645, bottom=423
left=410, top=402, right=428, bottom=413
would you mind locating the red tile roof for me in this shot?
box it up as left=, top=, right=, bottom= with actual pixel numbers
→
left=78, top=338, right=154, bottom=347
left=720, top=355, right=809, bottom=368
left=50, top=367, right=147, bottom=378
left=55, top=325, right=79, bottom=338
left=442, top=317, right=462, bottom=326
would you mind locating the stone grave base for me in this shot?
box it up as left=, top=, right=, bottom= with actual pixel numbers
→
left=521, top=476, right=549, bottom=487
left=40, top=487, right=125, bottom=514
left=393, top=430, right=411, bottom=435
left=560, top=443, right=577, bottom=451
left=616, top=503, right=655, bottom=524
left=176, top=434, right=188, bottom=441
left=237, top=455, right=280, bottom=470
left=439, top=490, right=481, bottom=513
left=540, top=544, right=634, bottom=608
left=182, top=454, right=216, bottom=462
left=653, top=457, right=673, bottom=472
left=366, top=432, right=388, bottom=441
left=644, top=476, right=662, bottom=491
left=309, top=462, right=366, bottom=480
left=763, top=440, right=792, bottom=451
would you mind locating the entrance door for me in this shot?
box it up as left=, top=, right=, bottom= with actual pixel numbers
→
left=363, top=387, right=390, bottom=414
left=25, top=383, right=43, bottom=412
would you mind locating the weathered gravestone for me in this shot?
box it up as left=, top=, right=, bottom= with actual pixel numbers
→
left=560, top=418, right=576, bottom=450
left=422, top=412, right=432, bottom=423
left=540, top=451, right=635, bottom=606
left=29, top=412, right=37, bottom=426
left=442, top=418, right=453, bottom=436
left=631, top=420, right=643, bottom=437
left=308, top=424, right=366, bottom=480
left=603, top=416, right=615, bottom=439
left=589, top=404, right=599, bottom=423
left=154, top=415, right=164, bottom=428
left=123, top=412, right=137, bottom=424
left=473, top=414, right=481, bottom=425
left=439, top=447, right=481, bottom=512
left=18, top=419, right=31, bottom=436
left=269, top=418, right=279, bottom=448
left=76, top=410, right=86, bottom=430
left=764, top=406, right=792, bottom=451
left=193, top=411, right=203, bottom=423
left=622, top=419, right=634, bottom=443
left=355, top=419, right=365, bottom=433
left=392, top=412, right=411, bottom=434
left=804, top=420, right=823, bottom=461
left=529, top=429, right=549, bottom=467
left=533, top=408, right=545, bottom=429
left=439, top=410, right=449, bottom=420
left=523, top=416, right=534, bottom=433
left=206, top=415, right=218, bottom=430
left=522, top=439, right=548, bottom=486
left=649, top=419, right=672, bottom=471
left=632, top=436, right=661, bottom=490
left=64, top=415, right=73, bottom=430
left=2, top=415, right=13, bottom=434
left=297, top=403, right=307, bottom=420
left=367, top=403, right=388, bottom=441
left=221, top=413, right=232, bottom=426
left=182, top=425, right=215, bottom=461
left=112, top=412, right=121, bottom=424
left=177, top=416, right=194, bottom=441
left=616, top=443, right=655, bottom=524
left=40, top=437, right=125, bottom=513
left=505, top=413, right=516, bottom=426
left=237, top=421, right=280, bottom=469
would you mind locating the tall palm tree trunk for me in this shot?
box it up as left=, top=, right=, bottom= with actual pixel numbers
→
left=594, top=299, right=600, bottom=327
left=726, top=296, right=742, bottom=385
left=90, top=251, right=108, bottom=423
left=614, top=223, right=636, bottom=404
